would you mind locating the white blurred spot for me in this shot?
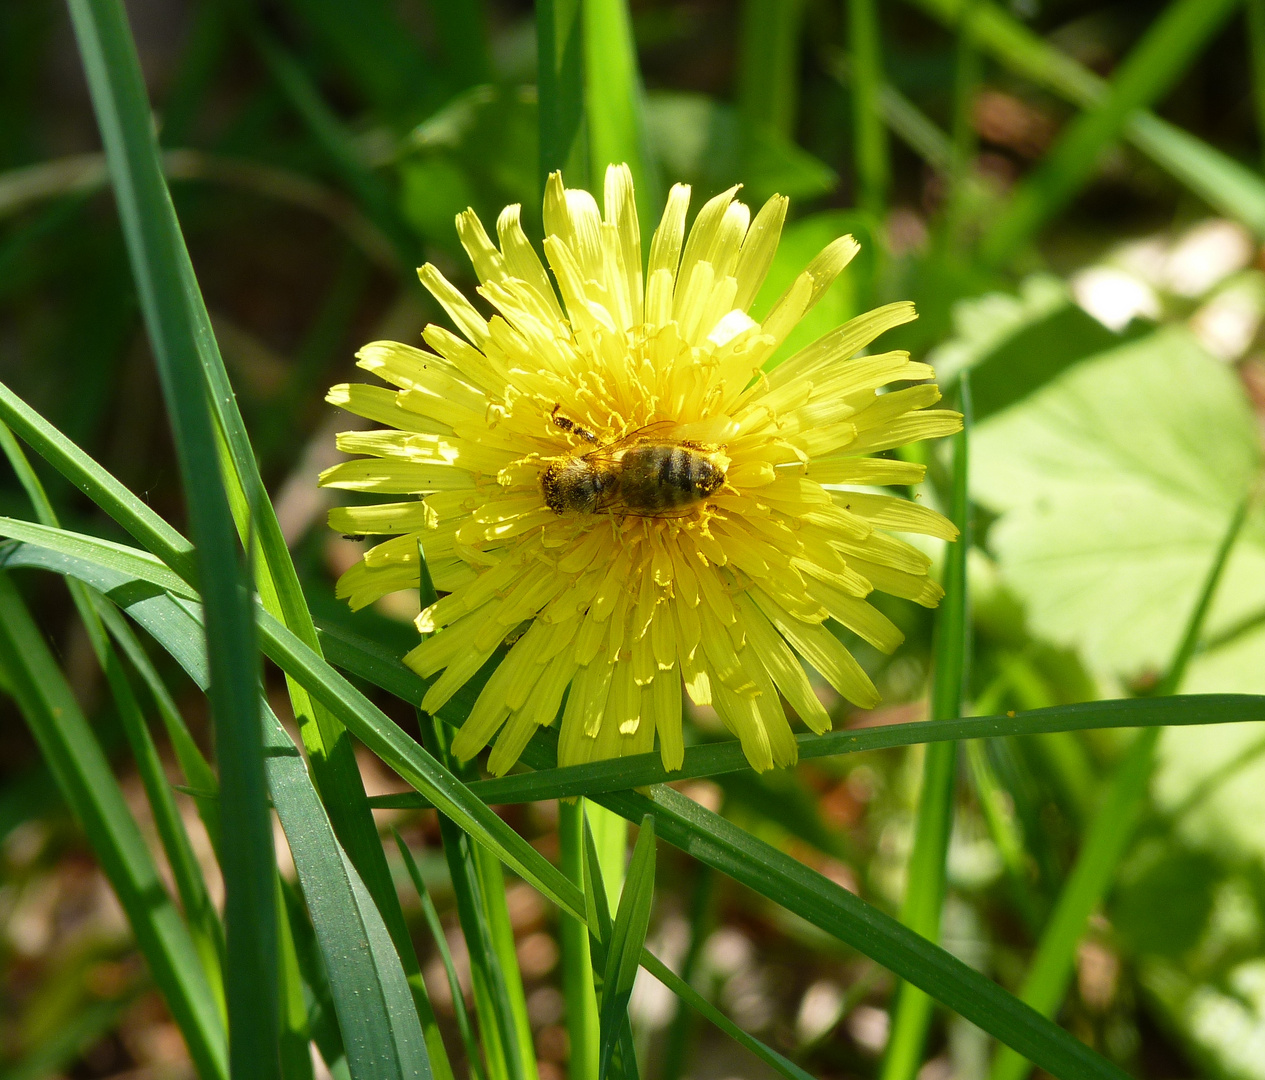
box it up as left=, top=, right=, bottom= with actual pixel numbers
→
left=1071, top=266, right=1161, bottom=331
left=846, top=1004, right=890, bottom=1054
left=796, top=979, right=845, bottom=1044
left=1189, top=276, right=1265, bottom=361
left=703, top=927, right=754, bottom=979
left=1164, top=219, right=1254, bottom=298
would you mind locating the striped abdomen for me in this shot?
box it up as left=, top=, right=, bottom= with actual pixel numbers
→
left=615, top=443, right=725, bottom=513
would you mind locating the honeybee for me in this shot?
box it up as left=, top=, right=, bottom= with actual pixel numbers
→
left=541, top=408, right=727, bottom=516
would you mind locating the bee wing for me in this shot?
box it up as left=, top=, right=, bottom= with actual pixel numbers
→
left=584, top=419, right=677, bottom=456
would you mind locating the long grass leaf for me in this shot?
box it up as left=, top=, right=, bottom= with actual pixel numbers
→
left=423, top=717, right=537, bottom=1080
left=360, top=692, right=1265, bottom=807
left=905, top=0, right=1265, bottom=238
left=538, top=0, right=588, bottom=183
left=0, top=421, right=227, bottom=1006
left=0, top=572, right=228, bottom=1080
left=277, top=887, right=317, bottom=1080
left=981, top=0, right=1239, bottom=264
left=559, top=802, right=600, bottom=1080
left=394, top=830, right=487, bottom=1080
left=67, top=3, right=276, bottom=1073
left=584, top=785, right=1129, bottom=1080
left=599, top=816, right=655, bottom=1080
left=581, top=817, right=640, bottom=1080
left=6, top=545, right=433, bottom=1080
left=988, top=496, right=1252, bottom=1080
left=847, top=0, right=889, bottom=218
left=882, top=378, right=972, bottom=1080
left=737, top=0, right=805, bottom=137
left=583, top=0, right=662, bottom=234
left=8, top=19, right=443, bottom=1048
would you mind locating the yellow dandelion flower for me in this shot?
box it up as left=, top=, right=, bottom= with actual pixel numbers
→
left=321, top=165, right=962, bottom=776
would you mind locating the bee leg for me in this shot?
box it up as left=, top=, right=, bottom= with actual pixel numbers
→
left=550, top=403, right=599, bottom=444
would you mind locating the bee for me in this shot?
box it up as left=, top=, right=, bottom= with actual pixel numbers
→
left=541, top=408, right=727, bottom=516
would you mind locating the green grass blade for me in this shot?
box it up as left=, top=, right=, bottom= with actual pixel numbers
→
left=281, top=879, right=352, bottom=1080
left=394, top=830, right=487, bottom=1080
left=421, top=714, right=537, bottom=1080
left=277, top=886, right=317, bottom=1080
left=95, top=600, right=222, bottom=843
left=0, top=380, right=194, bottom=575
left=658, top=867, right=713, bottom=1080
left=981, top=0, right=1239, bottom=264
left=1124, top=111, right=1265, bottom=235
left=538, top=0, right=588, bottom=183
left=905, top=0, right=1265, bottom=240
left=432, top=803, right=524, bottom=1080
left=57, top=5, right=446, bottom=1041
left=0, top=571, right=228, bottom=1080
left=67, top=3, right=277, bottom=1074
left=581, top=816, right=640, bottom=1080
left=737, top=0, right=805, bottom=137
left=0, top=515, right=583, bottom=920
left=584, top=785, right=1130, bottom=1080
left=636, top=951, right=816, bottom=1080
left=0, top=420, right=227, bottom=1006
left=988, top=496, right=1252, bottom=1080
left=358, top=692, right=1265, bottom=807
left=559, top=802, right=601, bottom=1080
left=474, top=845, right=541, bottom=1080
left=583, top=0, right=662, bottom=234
left=847, top=0, right=889, bottom=219
left=15, top=546, right=434, bottom=1080
left=598, top=815, right=655, bottom=1080
left=882, top=379, right=972, bottom=1080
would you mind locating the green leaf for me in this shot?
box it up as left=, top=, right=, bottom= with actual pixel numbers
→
left=989, top=492, right=1250, bottom=1080
left=360, top=692, right=1265, bottom=808
left=598, top=815, right=656, bottom=1080
left=0, top=572, right=228, bottom=1080
left=972, top=325, right=1265, bottom=688
left=67, top=4, right=277, bottom=1073
left=0, top=420, right=226, bottom=1002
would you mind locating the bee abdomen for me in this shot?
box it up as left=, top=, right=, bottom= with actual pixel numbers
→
left=623, top=444, right=725, bottom=512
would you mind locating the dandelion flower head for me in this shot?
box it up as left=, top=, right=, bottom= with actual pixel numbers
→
left=321, top=165, right=962, bottom=775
